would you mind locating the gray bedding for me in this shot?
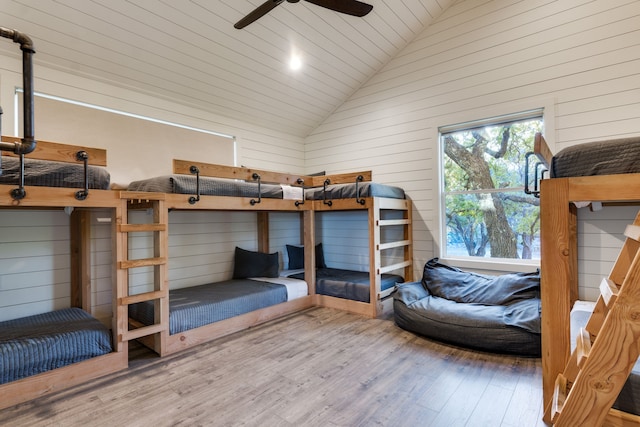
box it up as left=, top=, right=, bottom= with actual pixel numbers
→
left=288, top=267, right=403, bottom=303
left=0, top=156, right=110, bottom=189
left=304, top=182, right=405, bottom=200
left=128, top=278, right=288, bottom=334
left=571, top=307, right=640, bottom=415
left=550, top=136, right=640, bottom=178
left=0, top=307, right=113, bottom=384
left=127, top=174, right=283, bottom=198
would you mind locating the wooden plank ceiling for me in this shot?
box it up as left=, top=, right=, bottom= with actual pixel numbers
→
left=0, top=0, right=453, bottom=138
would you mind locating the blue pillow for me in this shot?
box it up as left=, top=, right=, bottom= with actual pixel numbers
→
left=233, top=247, right=279, bottom=279
left=286, top=243, right=326, bottom=270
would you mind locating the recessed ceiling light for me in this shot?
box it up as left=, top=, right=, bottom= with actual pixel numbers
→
left=289, top=54, right=302, bottom=71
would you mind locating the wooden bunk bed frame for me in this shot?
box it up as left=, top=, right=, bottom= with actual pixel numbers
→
left=119, top=161, right=316, bottom=357
left=534, top=133, right=640, bottom=425
left=120, top=162, right=413, bottom=356
left=309, top=172, right=413, bottom=318
left=0, top=136, right=128, bottom=410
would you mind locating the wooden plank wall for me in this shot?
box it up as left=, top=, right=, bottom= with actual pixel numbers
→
left=304, top=0, right=640, bottom=287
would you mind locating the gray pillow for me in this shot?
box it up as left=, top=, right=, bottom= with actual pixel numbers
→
left=233, top=247, right=279, bottom=279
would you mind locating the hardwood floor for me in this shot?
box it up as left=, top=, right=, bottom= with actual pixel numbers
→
left=0, top=307, right=546, bottom=426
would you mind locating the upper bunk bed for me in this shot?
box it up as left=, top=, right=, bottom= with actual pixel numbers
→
left=119, top=161, right=319, bottom=356
left=531, top=132, right=640, bottom=425
left=294, top=171, right=413, bottom=318
left=0, top=137, right=127, bottom=410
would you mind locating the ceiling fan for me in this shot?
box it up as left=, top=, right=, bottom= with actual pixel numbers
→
left=234, top=0, right=373, bottom=29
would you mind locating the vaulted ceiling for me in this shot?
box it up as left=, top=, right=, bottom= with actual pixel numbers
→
left=0, top=0, right=454, bottom=138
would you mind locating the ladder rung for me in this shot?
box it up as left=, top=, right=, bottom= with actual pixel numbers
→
left=119, top=289, right=168, bottom=306
left=119, top=257, right=166, bottom=269
left=119, top=223, right=167, bottom=232
left=576, top=328, right=592, bottom=369
left=624, top=224, right=640, bottom=241
left=379, top=260, right=412, bottom=274
left=378, top=239, right=411, bottom=251
left=552, top=373, right=568, bottom=423
left=600, top=277, right=619, bottom=308
left=121, top=323, right=166, bottom=341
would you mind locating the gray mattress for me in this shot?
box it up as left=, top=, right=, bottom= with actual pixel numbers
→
left=571, top=307, right=640, bottom=415
left=127, top=174, right=283, bottom=198
left=288, top=268, right=403, bottom=303
left=0, top=307, right=113, bottom=384
left=304, top=182, right=405, bottom=200
left=0, top=156, right=110, bottom=189
left=550, top=136, right=640, bottom=178
left=128, top=279, right=288, bottom=335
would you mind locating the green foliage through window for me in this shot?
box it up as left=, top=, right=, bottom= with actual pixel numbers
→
left=441, top=116, right=543, bottom=260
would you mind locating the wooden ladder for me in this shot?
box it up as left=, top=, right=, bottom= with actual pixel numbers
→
left=551, top=212, right=640, bottom=426
left=116, top=192, right=169, bottom=355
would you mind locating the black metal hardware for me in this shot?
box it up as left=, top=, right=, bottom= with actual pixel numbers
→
left=0, top=28, right=36, bottom=156
left=355, top=175, right=365, bottom=205
left=524, top=151, right=546, bottom=198
left=189, top=165, right=200, bottom=205
left=74, top=151, right=89, bottom=200
left=323, top=178, right=332, bottom=206
left=10, top=154, right=26, bottom=200
left=294, top=177, right=305, bottom=207
left=250, top=173, right=261, bottom=205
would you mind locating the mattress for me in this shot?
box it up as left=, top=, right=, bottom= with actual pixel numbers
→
left=287, top=267, right=403, bottom=303
left=0, top=156, right=111, bottom=189
left=127, top=174, right=284, bottom=198
left=304, top=182, right=405, bottom=201
left=0, top=307, right=113, bottom=384
left=550, top=136, right=640, bottom=178
left=128, top=277, right=307, bottom=335
left=571, top=301, right=640, bottom=415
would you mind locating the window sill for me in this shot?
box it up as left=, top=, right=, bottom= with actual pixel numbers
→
left=438, top=256, right=540, bottom=274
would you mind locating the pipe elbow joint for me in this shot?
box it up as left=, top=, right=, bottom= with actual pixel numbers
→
left=16, top=137, right=37, bottom=155
left=13, top=30, right=35, bottom=53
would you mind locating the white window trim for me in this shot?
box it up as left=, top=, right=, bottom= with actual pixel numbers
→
left=431, top=98, right=556, bottom=273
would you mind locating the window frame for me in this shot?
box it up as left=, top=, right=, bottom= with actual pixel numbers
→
left=432, top=100, right=555, bottom=273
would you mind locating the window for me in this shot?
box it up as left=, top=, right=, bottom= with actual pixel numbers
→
left=439, top=111, right=543, bottom=262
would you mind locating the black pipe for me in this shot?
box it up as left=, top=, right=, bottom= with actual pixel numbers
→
left=0, top=27, right=36, bottom=155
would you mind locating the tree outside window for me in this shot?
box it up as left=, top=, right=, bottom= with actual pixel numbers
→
left=441, top=115, right=543, bottom=260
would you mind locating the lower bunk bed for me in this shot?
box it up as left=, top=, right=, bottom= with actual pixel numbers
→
left=0, top=137, right=128, bottom=410
left=126, top=246, right=312, bottom=356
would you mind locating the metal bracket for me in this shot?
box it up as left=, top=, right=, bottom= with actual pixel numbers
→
left=323, top=178, right=332, bottom=206
left=294, top=177, right=305, bottom=207
left=250, top=173, right=261, bottom=205
left=74, top=151, right=89, bottom=200
left=189, top=165, right=200, bottom=205
left=355, top=175, right=365, bottom=205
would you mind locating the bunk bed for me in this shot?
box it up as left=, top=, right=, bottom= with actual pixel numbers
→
left=121, top=161, right=315, bottom=356
left=301, top=172, right=413, bottom=318
left=0, top=137, right=128, bottom=410
left=532, top=132, right=640, bottom=424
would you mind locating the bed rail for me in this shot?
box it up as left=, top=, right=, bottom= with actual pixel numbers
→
left=173, top=159, right=306, bottom=206
left=310, top=171, right=373, bottom=206
left=1, top=137, right=107, bottom=200
left=524, top=133, right=551, bottom=198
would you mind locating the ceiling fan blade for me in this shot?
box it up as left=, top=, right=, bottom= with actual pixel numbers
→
left=303, top=0, right=373, bottom=17
left=234, top=0, right=285, bottom=29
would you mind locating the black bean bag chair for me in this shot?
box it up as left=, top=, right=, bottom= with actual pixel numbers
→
left=393, top=258, right=541, bottom=356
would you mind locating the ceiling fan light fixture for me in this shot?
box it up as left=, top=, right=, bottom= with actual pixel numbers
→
left=234, top=0, right=373, bottom=29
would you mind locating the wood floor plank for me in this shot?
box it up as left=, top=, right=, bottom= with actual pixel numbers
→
left=0, top=307, right=544, bottom=427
